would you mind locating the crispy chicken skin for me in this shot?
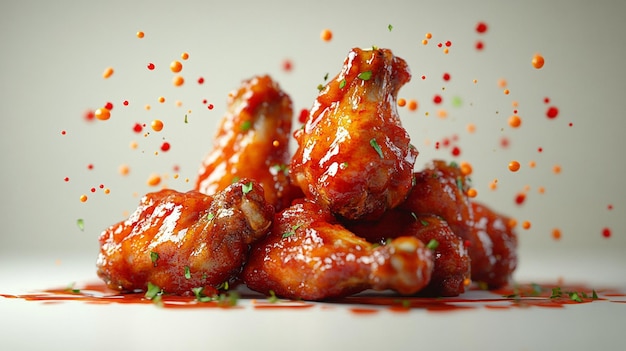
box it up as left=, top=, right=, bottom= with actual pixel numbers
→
left=242, top=200, right=434, bottom=300
left=195, top=75, right=301, bottom=211
left=401, top=160, right=517, bottom=288
left=345, top=211, right=470, bottom=297
left=290, top=48, right=417, bottom=221
left=96, top=180, right=274, bottom=294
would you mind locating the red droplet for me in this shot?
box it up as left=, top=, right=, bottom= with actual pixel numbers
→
left=133, top=123, right=143, bottom=133
left=147, top=63, right=155, bottom=70
left=298, top=109, right=309, bottom=124
left=546, top=106, right=559, bottom=119
left=64, top=177, right=70, bottom=182
left=568, top=122, right=573, bottom=127
left=608, top=204, right=613, bottom=210
left=445, top=40, right=452, bottom=47
left=602, top=227, right=611, bottom=238
left=197, top=77, right=205, bottom=84
left=208, top=104, right=214, bottom=110
left=282, top=59, right=293, bottom=72
left=173, top=164, right=180, bottom=172
left=500, top=137, right=510, bottom=148
left=87, top=164, right=94, bottom=170
left=463, top=239, right=472, bottom=248
left=84, top=109, right=95, bottom=122
left=123, top=100, right=129, bottom=106
left=442, top=73, right=451, bottom=81
left=202, top=99, right=208, bottom=104
left=537, top=147, right=543, bottom=153
left=475, top=41, right=484, bottom=50
left=435, top=141, right=440, bottom=150
left=104, top=102, right=113, bottom=110
left=61, top=130, right=67, bottom=135
left=421, top=75, right=426, bottom=80
left=437, top=42, right=443, bottom=48
left=90, top=187, right=96, bottom=193
left=433, top=95, right=442, bottom=104
left=441, top=138, right=450, bottom=147
left=544, top=97, right=550, bottom=104
left=451, top=146, right=461, bottom=157
left=515, top=193, right=526, bottom=205
left=160, top=142, right=171, bottom=152
left=99, top=184, right=104, bottom=189
left=476, top=22, right=488, bottom=34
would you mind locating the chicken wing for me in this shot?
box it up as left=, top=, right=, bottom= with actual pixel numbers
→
left=96, top=179, right=274, bottom=295
left=290, top=47, right=417, bottom=221
left=195, top=75, right=301, bottom=211
left=344, top=210, right=471, bottom=297
left=400, top=160, right=517, bottom=288
left=242, top=200, right=434, bottom=300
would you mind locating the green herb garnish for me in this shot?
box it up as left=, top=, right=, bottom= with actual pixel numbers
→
left=207, top=213, right=214, bottom=221
left=145, top=282, right=163, bottom=306
left=323, top=73, right=329, bottom=81
left=150, top=251, right=159, bottom=266
left=282, top=224, right=302, bottom=238
left=419, top=219, right=429, bottom=226
left=569, top=292, right=583, bottom=303
left=317, top=84, right=324, bottom=91
left=358, top=71, right=373, bottom=80
left=240, top=120, right=252, bottom=131
left=184, top=114, right=188, bottom=123
left=369, top=138, right=384, bottom=159
left=268, top=290, right=279, bottom=303
left=592, top=289, right=599, bottom=300
left=184, top=266, right=191, bottom=279
left=191, top=287, right=212, bottom=303
left=550, top=287, right=562, bottom=299
left=426, top=239, right=439, bottom=250
left=216, top=281, right=229, bottom=291
left=388, top=24, right=393, bottom=32
left=66, top=282, right=80, bottom=294
left=76, top=218, right=84, bottom=231
left=339, top=79, right=346, bottom=89
left=242, top=182, right=253, bottom=194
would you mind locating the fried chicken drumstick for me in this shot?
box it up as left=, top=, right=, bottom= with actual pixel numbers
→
left=242, top=200, right=434, bottom=300
left=96, top=180, right=273, bottom=295
left=195, top=75, right=300, bottom=211
left=290, top=47, right=418, bottom=221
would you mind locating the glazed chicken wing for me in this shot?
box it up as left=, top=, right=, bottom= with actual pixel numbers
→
left=290, top=48, right=418, bottom=221
left=195, top=75, right=301, bottom=211
left=401, top=160, right=517, bottom=288
left=345, top=210, right=471, bottom=297
left=242, top=200, right=434, bottom=300
left=96, top=180, right=273, bottom=294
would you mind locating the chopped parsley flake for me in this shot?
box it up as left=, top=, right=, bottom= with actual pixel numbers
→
left=145, top=282, right=163, bottom=305
left=317, top=84, right=324, bottom=91
left=592, top=289, right=599, bottom=300
left=455, top=177, right=464, bottom=191
left=339, top=79, right=346, bottom=89
left=426, top=239, right=439, bottom=250
left=388, top=24, right=393, bottom=32
left=568, top=292, right=583, bottom=303
left=184, top=114, right=188, bottom=123
left=358, top=71, right=373, bottom=80
left=76, top=218, right=84, bottom=231
left=240, top=120, right=252, bottom=131
left=192, top=287, right=212, bottom=303
left=419, top=219, right=429, bottom=226
left=323, top=73, right=329, bottom=81
left=550, top=287, right=562, bottom=299
left=242, top=182, right=253, bottom=194
left=207, top=213, right=214, bottom=221
left=231, top=176, right=240, bottom=184
left=369, top=138, right=384, bottom=158
left=271, top=163, right=289, bottom=175
left=268, top=290, right=279, bottom=303
left=150, top=251, right=159, bottom=266
left=282, top=223, right=303, bottom=238
left=184, top=266, right=191, bottom=279
left=66, top=282, right=80, bottom=294
left=216, top=281, right=230, bottom=291
left=340, top=162, right=348, bottom=169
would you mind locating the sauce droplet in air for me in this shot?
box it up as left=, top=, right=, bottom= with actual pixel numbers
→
left=170, top=60, right=183, bottom=73
left=147, top=174, right=161, bottom=187
left=532, top=54, right=545, bottom=69
left=602, top=227, right=611, bottom=238
left=320, top=29, right=333, bottom=42
left=151, top=119, right=164, bottom=132
left=546, top=106, right=559, bottom=119
left=102, top=67, right=114, bottom=79
left=508, top=161, right=521, bottom=172
left=172, top=75, right=184, bottom=86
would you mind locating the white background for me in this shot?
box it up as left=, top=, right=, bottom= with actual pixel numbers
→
left=1, top=1, right=625, bottom=350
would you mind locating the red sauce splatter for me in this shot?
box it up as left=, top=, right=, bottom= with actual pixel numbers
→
left=104, top=102, right=113, bottom=110
left=476, top=22, right=488, bottom=33
left=132, top=123, right=143, bottom=133
left=433, top=95, right=442, bottom=104
left=451, top=146, right=461, bottom=157
left=63, top=177, right=69, bottom=182
left=208, top=104, right=214, bottom=110
left=160, top=142, right=171, bottom=152
left=90, top=187, right=96, bottom=193
left=515, top=192, right=526, bottom=205
left=83, top=109, right=95, bottom=122
left=61, top=130, right=66, bottom=135
left=546, top=106, right=559, bottom=119
left=608, top=204, right=613, bottom=210
left=442, top=72, right=451, bottom=81
left=298, top=108, right=309, bottom=124
left=602, top=227, right=611, bottom=238
left=87, top=164, right=94, bottom=170
left=123, top=100, right=129, bottom=106
left=197, top=77, right=205, bottom=84
left=475, top=41, right=484, bottom=51
left=147, top=63, right=155, bottom=70
left=500, top=137, right=510, bottom=148
left=544, top=97, right=550, bottom=104
left=282, top=59, right=293, bottom=72
left=445, top=40, right=452, bottom=47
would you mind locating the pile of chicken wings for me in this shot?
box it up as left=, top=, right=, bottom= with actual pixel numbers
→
left=96, top=48, right=517, bottom=300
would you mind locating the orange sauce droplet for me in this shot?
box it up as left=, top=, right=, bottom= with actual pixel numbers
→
left=102, top=67, right=114, bottom=79
left=151, top=119, right=164, bottom=132
left=320, top=29, right=333, bottom=42
left=532, top=54, right=545, bottom=69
